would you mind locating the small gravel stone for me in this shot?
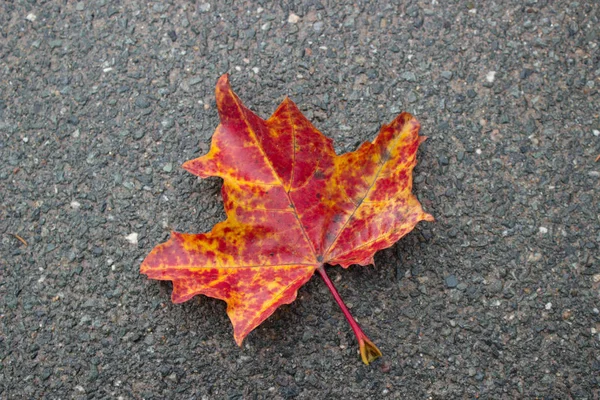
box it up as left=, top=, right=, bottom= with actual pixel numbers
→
left=288, top=13, right=300, bottom=24
left=135, top=96, right=151, bottom=109
left=401, top=71, right=417, bottom=82
left=371, top=84, right=384, bottom=95
left=161, top=118, right=174, bottom=129
left=243, top=28, right=255, bottom=39
left=40, top=369, right=51, bottom=380
left=413, top=16, right=424, bottom=29
left=520, top=68, right=534, bottom=79
left=49, top=40, right=63, bottom=49
left=441, top=71, right=453, bottom=80
left=125, top=233, right=139, bottom=245
left=88, top=365, right=99, bottom=381
left=153, top=3, right=167, bottom=13
left=488, top=280, right=503, bottom=294
left=407, top=91, right=417, bottom=103
left=188, top=77, right=202, bottom=86
left=445, top=275, right=458, bottom=288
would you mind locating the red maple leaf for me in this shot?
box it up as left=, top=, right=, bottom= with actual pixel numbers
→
left=141, top=75, right=433, bottom=364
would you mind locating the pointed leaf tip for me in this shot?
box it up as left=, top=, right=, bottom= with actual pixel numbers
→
left=215, top=74, right=231, bottom=100
left=217, top=73, right=230, bottom=87
left=234, top=334, right=244, bottom=347
left=181, top=159, right=194, bottom=173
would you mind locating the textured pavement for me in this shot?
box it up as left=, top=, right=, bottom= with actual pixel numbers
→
left=1, top=1, right=599, bottom=398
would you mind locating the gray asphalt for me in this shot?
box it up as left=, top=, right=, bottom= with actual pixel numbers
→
left=1, top=1, right=599, bottom=399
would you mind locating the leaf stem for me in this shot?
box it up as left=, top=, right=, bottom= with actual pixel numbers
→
left=317, top=265, right=382, bottom=365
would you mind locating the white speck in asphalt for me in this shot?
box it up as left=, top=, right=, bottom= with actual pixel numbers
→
left=125, top=232, right=139, bottom=245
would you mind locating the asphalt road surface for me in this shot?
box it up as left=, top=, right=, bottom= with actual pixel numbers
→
left=1, top=1, right=599, bottom=398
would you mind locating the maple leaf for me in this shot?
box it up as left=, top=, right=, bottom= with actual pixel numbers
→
left=141, top=75, right=433, bottom=364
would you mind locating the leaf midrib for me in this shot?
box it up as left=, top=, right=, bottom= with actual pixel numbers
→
left=230, top=90, right=320, bottom=265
